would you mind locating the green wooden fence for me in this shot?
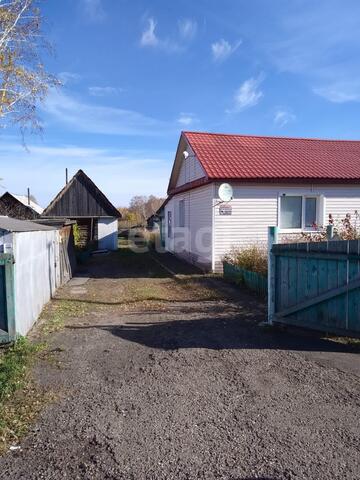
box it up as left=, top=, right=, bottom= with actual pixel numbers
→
left=271, top=239, right=360, bottom=337
left=223, top=262, right=267, bottom=297
left=0, top=254, right=15, bottom=343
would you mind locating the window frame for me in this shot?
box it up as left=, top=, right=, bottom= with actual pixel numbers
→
left=278, top=193, right=322, bottom=232
left=167, top=211, right=172, bottom=238
left=178, top=199, right=185, bottom=228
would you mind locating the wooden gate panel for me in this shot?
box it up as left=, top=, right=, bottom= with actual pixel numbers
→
left=272, top=239, right=360, bottom=336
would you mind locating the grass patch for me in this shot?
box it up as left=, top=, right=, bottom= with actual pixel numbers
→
left=0, top=338, right=41, bottom=402
left=0, top=338, right=49, bottom=454
left=38, top=299, right=89, bottom=336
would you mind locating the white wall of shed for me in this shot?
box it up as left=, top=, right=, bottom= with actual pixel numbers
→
left=165, top=184, right=213, bottom=269
left=13, top=230, right=60, bottom=336
left=98, top=218, right=118, bottom=250
left=213, top=182, right=360, bottom=272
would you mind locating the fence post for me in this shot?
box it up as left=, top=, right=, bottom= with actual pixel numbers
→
left=268, top=226, right=279, bottom=325
left=326, top=224, right=334, bottom=240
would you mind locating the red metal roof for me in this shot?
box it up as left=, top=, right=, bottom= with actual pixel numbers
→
left=183, top=131, right=360, bottom=182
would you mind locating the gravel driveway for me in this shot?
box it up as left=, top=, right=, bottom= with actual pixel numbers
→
left=0, top=248, right=359, bottom=480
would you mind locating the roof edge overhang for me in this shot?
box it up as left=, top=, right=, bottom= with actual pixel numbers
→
left=168, top=176, right=360, bottom=196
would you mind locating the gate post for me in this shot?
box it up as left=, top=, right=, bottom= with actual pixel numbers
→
left=267, top=226, right=279, bottom=325
left=326, top=224, right=334, bottom=240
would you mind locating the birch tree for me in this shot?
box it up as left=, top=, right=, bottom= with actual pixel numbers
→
left=0, top=0, right=58, bottom=132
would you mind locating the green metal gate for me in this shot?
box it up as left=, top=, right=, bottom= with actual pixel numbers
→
left=0, top=254, right=15, bottom=343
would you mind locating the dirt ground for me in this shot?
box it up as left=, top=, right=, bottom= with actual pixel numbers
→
left=0, top=247, right=359, bottom=480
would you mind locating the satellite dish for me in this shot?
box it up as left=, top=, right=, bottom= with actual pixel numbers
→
left=183, top=150, right=189, bottom=159
left=218, top=183, right=233, bottom=202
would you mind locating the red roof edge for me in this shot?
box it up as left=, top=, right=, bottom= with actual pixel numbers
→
left=182, top=130, right=360, bottom=143
left=182, top=131, right=211, bottom=179
left=168, top=176, right=360, bottom=196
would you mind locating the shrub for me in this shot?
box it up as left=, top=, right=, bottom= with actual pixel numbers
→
left=72, top=223, right=81, bottom=247
left=223, top=244, right=268, bottom=276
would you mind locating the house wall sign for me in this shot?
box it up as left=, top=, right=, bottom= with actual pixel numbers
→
left=219, top=204, right=232, bottom=216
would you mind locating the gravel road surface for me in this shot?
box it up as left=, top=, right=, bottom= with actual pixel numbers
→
left=0, top=248, right=359, bottom=480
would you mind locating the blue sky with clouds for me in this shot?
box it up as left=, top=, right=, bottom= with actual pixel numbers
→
left=2, top=0, right=360, bottom=207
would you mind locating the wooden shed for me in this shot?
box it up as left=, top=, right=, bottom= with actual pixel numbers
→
left=0, top=192, right=43, bottom=220
left=42, top=169, right=121, bottom=250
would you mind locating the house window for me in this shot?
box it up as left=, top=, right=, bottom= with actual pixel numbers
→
left=280, top=196, right=302, bottom=229
left=305, top=197, right=317, bottom=227
left=279, top=195, right=319, bottom=230
left=179, top=199, right=185, bottom=227
left=167, top=211, right=172, bottom=238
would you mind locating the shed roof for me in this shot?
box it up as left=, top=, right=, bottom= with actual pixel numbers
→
left=42, top=169, right=121, bottom=218
left=10, top=194, right=44, bottom=214
left=180, top=131, right=360, bottom=184
left=0, top=216, right=56, bottom=233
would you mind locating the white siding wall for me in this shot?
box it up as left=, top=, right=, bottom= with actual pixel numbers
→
left=13, top=230, right=60, bottom=336
left=213, top=183, right=360, bottom=271
left=98, top=217, right=118, bottom=250
left=165, top=184, right=213, bottom=269
left=175, top=151, right=206, bottom=187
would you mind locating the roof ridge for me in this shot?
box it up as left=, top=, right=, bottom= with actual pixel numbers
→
left=42, top=169, right=120, bottom=218
left=183, top=130, right=360, bottom=143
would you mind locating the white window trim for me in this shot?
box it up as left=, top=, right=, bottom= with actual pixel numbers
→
left=278, top=193, right=325, bottom=233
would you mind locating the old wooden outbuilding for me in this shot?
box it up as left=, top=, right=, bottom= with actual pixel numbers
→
left=0, top=192, right=43, bottom=220
left=42, top=169, right=121, bottom=250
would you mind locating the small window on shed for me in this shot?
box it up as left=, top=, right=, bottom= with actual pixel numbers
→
left=179, top=199, right=185, bottom=228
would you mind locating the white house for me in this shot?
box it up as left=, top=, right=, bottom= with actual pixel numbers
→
left=164, top=131, right=360, bottom=272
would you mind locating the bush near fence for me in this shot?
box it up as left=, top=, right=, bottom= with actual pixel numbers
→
left=222, top=245, right=268, bottom=297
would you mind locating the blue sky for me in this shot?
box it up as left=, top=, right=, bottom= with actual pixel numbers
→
left=2, top=0, right=360, bottom=207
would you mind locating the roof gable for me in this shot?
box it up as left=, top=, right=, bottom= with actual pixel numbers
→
left=1, top=192, right=41, bottom=220
left=182, top=131, right=360, bottom=183
left=11, top=194, right=43, bottom=214
left=42, top=170, right=121, bottom=218
left=167, top=133, right=208, bottom=193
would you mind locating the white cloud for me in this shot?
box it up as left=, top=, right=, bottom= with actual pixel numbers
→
left=228, top=75, right=264, bottom=112
left=58, top=72, right=82, bottom=85
left=0, top=140, right=171, bottom=207
left=313, top=83, right=360, bottom=103
left=264, top=2, right=360, bottom=103
left=42, top=90, right=169, bottom=136
left=140, top=17, right=159, bottom=47
left=274, top=109, right=296, bottom=127
left=177, top=112, right=198, bottom=126
left=88, top=86, right=123, bottom=97
left=178, top=19, right=197, bottom=40
left=81, top=0, right=106, bottom=22
left=211, top=39, right=242, bottom=62
left=140, top=17, right=196, bottom=53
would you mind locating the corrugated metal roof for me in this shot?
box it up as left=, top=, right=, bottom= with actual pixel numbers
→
left=182, top=131, right=360, bottom=182
left=0, top=216, right=56, bottom=232
left=11, top=194, right=44, bottom=214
